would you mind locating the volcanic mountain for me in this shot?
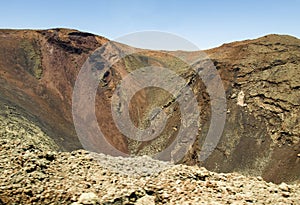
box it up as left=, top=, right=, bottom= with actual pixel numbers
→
left=0, top=28, right=299, bottom=184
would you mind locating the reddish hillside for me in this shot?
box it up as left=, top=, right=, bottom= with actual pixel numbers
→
left=0, top=29, right=299, bottom=183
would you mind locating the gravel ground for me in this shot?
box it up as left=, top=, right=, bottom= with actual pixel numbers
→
left=1, top=135, right=300, bottom=205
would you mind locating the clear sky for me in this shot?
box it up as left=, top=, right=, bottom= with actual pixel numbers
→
left=0, top=0, right=299, bottom=49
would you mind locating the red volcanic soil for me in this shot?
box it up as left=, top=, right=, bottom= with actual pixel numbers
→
left=0, top=29, right=128, bottom=153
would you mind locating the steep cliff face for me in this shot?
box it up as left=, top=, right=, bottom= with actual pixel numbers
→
left=0, top=29, right=299, bottom=183
left=198, top=35, right=300, bottom=183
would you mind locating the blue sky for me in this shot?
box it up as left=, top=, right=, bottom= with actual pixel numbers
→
left=0, top=0, right=299, bottom=49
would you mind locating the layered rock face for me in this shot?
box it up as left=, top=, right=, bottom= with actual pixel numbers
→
left=0, top=29, right=299, bottom=185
